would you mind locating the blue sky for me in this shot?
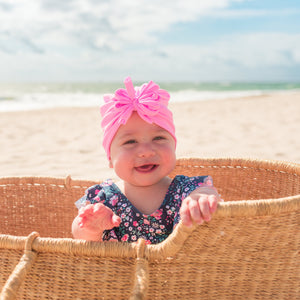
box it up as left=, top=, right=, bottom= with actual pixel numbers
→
left=0, top=0, right=299, bottom=82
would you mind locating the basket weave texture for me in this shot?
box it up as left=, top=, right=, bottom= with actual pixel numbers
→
left=0, top=158, right=299, bottom=300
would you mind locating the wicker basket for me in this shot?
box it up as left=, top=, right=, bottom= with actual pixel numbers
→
left=0, top=158, right=299, bottom=300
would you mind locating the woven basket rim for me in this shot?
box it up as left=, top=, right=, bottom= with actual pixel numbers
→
left=174, top=157, right=300, bottom=174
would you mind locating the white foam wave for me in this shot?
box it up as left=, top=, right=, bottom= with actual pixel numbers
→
left=0, top=89, right=296, bottom=112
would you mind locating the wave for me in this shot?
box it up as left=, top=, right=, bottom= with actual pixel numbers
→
left=0, top=82, right=299, bottom=112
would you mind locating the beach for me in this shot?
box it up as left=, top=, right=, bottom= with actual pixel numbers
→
left=0, top=91, right=299, bottom=181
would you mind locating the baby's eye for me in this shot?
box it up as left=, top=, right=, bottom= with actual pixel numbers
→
left=153, top=136, right=165, bottom=141
left=123, top=139, right=137, bottom=145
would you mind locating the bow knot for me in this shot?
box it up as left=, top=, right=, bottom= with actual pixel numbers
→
left=111, top=77, right=164, bottom=121
left=132, top=98, right=139, bottom=111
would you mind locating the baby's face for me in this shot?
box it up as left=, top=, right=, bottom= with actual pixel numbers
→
left=109, top=112, right=176, bottom=187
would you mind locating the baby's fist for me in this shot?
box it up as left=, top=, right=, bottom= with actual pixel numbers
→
left=78, top=203, right=121, bottom=230
left=180, top=187, right=220, bottom=227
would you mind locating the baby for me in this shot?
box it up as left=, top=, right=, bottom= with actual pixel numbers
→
left=72, top=77, right=221, bottom=244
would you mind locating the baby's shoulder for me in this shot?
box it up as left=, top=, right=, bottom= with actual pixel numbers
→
left=75, top=180, right=120, bottom=209
left=172, top=175, right=213, bottom=188
left=85, top=179, right=117, bottom=199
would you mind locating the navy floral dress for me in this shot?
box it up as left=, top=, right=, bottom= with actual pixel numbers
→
left=75, top=175, right=213, bottom=244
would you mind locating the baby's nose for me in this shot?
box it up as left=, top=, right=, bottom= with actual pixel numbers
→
left=137, top=143, right=155, bottom=158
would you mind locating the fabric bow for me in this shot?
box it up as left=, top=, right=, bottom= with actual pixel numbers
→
left=100, top=77, right=176, bottom=159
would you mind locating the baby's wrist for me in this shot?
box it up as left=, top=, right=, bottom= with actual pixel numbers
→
left=84, top=232, right=103, bottom=242
left=73, top=226, right=103, bottom=242
left=79, top=226, right=103, bottom=241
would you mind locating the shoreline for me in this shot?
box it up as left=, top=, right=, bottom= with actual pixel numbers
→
left=0, top=92, right=299, bottom=181
left=1, top=89, right=300, bottom=113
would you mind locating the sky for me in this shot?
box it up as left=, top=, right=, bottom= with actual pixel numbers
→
left=0, top=0, right=300, bottom=82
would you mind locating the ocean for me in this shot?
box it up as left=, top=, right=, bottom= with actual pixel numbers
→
left=0, top=81, right=299, bottom=112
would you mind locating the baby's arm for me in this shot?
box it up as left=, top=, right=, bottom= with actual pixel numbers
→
left=72, top=203, right=121, bottom=241
left=179, top=186, right=221, bottom=227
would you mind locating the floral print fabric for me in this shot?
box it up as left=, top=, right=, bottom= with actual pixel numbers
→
left=75, top=175, right=212, bottom=244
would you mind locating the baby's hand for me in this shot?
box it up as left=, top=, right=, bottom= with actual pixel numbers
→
left=78, top=203, right=121, bottom=230
left=72, top=203, right=121, bottom=241
left=180, top=186, right=221, bottom=227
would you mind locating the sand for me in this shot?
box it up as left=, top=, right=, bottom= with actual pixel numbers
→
left=0, top=92, right=299, bottom=181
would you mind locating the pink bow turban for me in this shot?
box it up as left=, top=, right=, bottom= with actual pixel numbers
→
left=100, top=77, right=176, bottom=159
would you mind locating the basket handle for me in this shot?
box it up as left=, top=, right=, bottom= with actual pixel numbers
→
left=129, top=239, right=149, bottom=300
left=0, top=232, right=40, bottom=300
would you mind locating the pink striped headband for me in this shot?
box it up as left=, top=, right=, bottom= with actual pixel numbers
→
left=100, top=77, right=176, bottom=159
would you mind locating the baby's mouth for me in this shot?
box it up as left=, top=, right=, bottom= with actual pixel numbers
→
left=135, top=164, right=158, bottom=173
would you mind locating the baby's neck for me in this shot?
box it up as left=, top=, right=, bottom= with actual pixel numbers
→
left=117, top=177, right=172, bottom=215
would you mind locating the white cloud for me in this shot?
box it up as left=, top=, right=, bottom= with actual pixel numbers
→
left=156, top=32, right=300, bottom=80
left=0, top=0, right=233, bottom=53
left=206, top=8, right=300, bottom=18
left=215, top=33, right=300, bottom=67
left=165, top=32, right=300, bottom=66
left=1, top=31, right=299, bottom=82
left=0, top=0, right=299, bottom=81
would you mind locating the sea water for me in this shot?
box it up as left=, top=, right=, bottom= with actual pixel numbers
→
left=0, top=81, right=299, bottom=112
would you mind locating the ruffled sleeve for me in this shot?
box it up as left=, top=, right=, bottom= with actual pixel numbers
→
left=75, top=184, right=107, bottom=209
